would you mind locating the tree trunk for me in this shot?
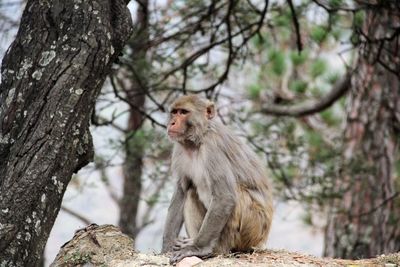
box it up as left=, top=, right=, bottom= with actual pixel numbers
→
left=0, top=1, right=132, bottom=266
left=324, top=1, right=400, bottom=259
left=118, top=0, right=149, bottom=240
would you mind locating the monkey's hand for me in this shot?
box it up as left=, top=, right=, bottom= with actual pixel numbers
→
left=170, top=238, right=213, bottom=264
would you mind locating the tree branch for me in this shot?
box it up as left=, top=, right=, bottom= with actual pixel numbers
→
left=287, top=0, right=303, bottom=53
left=109, top=75, right=166, bottom=128
left=351, top=192, right=400, bottom=218
left=259, top=72, right=351, bottom=117
left=61, top=206, right=91, bottom=225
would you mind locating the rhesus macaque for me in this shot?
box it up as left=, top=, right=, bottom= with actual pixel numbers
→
left=162, top=95, right=273, bottom=264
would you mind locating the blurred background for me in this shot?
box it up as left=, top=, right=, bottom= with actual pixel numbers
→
left=1, top=0, right=399, bottom=265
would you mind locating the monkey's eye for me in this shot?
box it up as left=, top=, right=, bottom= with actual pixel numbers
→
left=171, top=109, right=178, bottom=115
left=180, top=109, right=189, bottom=115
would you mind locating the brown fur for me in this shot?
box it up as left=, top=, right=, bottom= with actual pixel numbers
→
left=184, top=185, right=273, bottom=254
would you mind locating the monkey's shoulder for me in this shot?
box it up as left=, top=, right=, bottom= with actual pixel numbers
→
left=172, top=145, right=208, bottom=179
left=204, top=126, right=251, bottom=160
left=205, top=123, right=241, bottom=148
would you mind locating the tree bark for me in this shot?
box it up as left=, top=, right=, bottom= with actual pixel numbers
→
left=324, top=1, right=400, bottom=259
left=0, top=1, right=132, bottom=266
left=118, top=0, right=149, bottom=240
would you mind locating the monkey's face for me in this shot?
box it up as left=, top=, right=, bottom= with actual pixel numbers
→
left=167, top=95, right=216, bottom=145
left=167, top=107, right=191, bottom=141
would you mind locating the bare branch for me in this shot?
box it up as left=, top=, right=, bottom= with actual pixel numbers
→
left=109, top=75, right=166, bottom=128
left=287, top=0, right=303, bottom=53
left=351, top=192, right=400, bottom=218
left=311, top=0, right=357, bottom=12
left=61, top=206, right=91, bottom=225
left=177, top=0, right=270, bottom=95
left=259, top=72, right=352, bottom=117
left=91, top=110, right=128, bottom=133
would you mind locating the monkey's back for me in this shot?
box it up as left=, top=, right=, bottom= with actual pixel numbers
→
left=205, top=120, right=274, bottom=252
left=206, top=120, right=272, bottom=197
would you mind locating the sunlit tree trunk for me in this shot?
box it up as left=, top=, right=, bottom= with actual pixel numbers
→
left=118, top=0, right=149, bottom=240
left=0, top=1, right=132, bottom=266
left=324, top=1, right=400, bottom=259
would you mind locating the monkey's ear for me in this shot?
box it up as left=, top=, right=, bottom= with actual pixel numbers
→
left=206, top=101, right=215, bottom=120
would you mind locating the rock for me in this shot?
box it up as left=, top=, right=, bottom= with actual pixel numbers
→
left=176, top=256, right=203, bottom=267
left=51, top=224, right=137, bottom=267
left=50, top=224, right=400, bottom=267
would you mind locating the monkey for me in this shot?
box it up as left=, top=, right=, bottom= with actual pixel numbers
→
left=162, top=94, right=273, bottom=264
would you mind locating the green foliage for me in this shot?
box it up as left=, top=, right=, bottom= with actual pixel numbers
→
left=301, top=211, right=313, bottom=226
left=251, top=34, right=263, bottom=49
left=251, top=120, right=277, bottom=137
left=354, top=10, right=365, bottom=28
left=331, top=28, right=343, bottom=41
left=310, top=25, right=328, bottom=44
left=339, top=94, right=346, bottom=108
left=284, top=121, right=297, bottom=139
left=285, top=165, right=299, bottom=179
left=328, top=13, right=341, bottom=25
left=310, top=58, right=327, bottom=78
left=325, top=72, right=340, bottom=85
left=329, top=0, right=343, bottom=9
left=320, top=109, right=339, bottom=126
left=125, top=129, right=152, bottom=153
left=305, top=130, right=335, bottom=163
left=247, top=83, right=263, bottom=100
left=306, top=130, right=324, bottom=148
left=350, top=33, right=360, bottom=45
left=289, top=80, right=308, bottom=93
left=345, top=154, right=376, bottom=176
left=290, top=50, right=308, bottom=66
left=268, top=50, right=286, bottom=76
left=145, top=194, right=160, bottom=206
left=254, top=116, right=342, bottom=205
left=274, top=11, right=291, bottom=28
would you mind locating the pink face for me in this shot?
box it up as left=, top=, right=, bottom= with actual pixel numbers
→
left=167, top=107, right=190, bottom=139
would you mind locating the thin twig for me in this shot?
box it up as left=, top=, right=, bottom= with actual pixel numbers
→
left=109, top=75, right=166, bottom=128
left=351, top=192, right=400, bottom=218
left=61, top=206, right=91, bottom=225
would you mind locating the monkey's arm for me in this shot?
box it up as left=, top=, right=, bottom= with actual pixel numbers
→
left=171, top=175, right=236, bottom=263
left=162, top=183, right=185, bottom=253
left=195, top=191, right=235, bottom=246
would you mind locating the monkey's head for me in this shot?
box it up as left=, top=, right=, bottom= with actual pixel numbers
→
left=167, top=95, right=215, bottom=146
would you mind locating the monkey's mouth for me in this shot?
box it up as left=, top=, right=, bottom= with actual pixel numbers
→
left=168, top=130, right=183, bottom=138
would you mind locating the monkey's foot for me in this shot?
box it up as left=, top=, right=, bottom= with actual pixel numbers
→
left=170, top=239, right=213, bottom=265
left=173, top=237, right=195, bottom=250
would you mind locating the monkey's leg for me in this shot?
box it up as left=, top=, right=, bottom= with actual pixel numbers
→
left=172, top=185, right=235, bottom=263
left=183, top=188, right=206, bottom=238
left=216, top=189, right=273, bottom=253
